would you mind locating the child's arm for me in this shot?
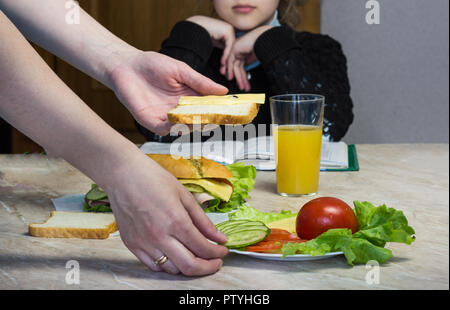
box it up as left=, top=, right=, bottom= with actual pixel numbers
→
left=254, top=27, right=354, bottom=141
left=159, top=21, right=216, bottom=72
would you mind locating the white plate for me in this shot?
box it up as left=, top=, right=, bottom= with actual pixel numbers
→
left=205, top=213, right=343, bottom=261
left=228, top=249, right=343, bottom=261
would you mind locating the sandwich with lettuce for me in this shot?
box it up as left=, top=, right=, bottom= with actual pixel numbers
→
left=84, top=155, right=256, bottom=213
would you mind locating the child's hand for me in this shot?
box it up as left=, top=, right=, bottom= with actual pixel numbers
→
left=186, top=16, right=236, bottom=74
left=225, top=26, right=272, bottom=91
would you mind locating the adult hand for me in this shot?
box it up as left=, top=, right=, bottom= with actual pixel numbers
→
left=0, top=10, right=228, bottom=276
left=108, top=51, right=228, bottom=136
left=225, top=26, right=272, bottom=91
left=104, top=153, right=229, bottom=276
left=0, top=1, right=228, bottom=136
left=186, top=16, right=236, bottom=76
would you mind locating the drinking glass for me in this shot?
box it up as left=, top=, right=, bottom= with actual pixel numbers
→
left=270, top=94, right=325, bottom=196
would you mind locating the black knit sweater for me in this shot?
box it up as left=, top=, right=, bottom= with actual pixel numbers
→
left=137, top=21, right=354, bottom=142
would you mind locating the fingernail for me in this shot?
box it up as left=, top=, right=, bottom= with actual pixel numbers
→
left=218, top=230, right=228, bottom=241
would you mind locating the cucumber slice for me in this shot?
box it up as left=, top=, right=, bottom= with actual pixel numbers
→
left=221, top=225, right=268, bottom=235
left=224, top=229, right=270, bottom=249
left=183, top=183, right=204, bottom=193
left=216, top=219, right=249, bottom=227
left=216, top=220, right=250, bottom=230
left=85, top=185, right=108, bottom=201
left=219, top=222, right=267, bottom=233
left=218, top=220, right=265, bottom=231
left=220, top=222, right=266, bottom=234
left=218, top=220, right=270, bottom=249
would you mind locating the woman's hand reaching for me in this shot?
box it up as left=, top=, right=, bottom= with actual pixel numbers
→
left=1, top=1, right=234, bottom=277
left=104, top=153, right=229, bottom=276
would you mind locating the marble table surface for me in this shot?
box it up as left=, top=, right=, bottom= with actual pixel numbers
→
left=0, top=144, right=448, bottom=290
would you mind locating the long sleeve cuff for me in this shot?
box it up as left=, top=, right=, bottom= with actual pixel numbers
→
left=162, top=21, right=213, bottom=62
left=254, top=26, right=299, bottom=64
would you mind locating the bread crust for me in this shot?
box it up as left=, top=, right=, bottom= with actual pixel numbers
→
left=147, top=154, right=233, bottom=179
left=168, top=103, right=259, bottom=125
left=28, top=211, right=118, bottom=239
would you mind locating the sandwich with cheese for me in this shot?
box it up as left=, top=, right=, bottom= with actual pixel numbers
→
left=168, top=93, right=265, bottom=125
left=84, top=154, right=257, bottom=212
left=146, top=154, right=234, bottom=207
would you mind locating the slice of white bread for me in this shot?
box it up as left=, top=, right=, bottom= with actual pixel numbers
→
left=29, top=211, right=118, bottom=239
left=168, top=94, right=265, bottom=125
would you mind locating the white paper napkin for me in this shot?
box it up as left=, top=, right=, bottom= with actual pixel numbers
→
left=51, top=194, right=85, bottom=212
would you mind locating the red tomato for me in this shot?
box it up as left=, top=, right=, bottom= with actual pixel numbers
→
left=264, top=229, right=303, bottom=241
left=296, top=197, right=358, bottom=240
left=246, top=229, right=307, bottom=253
left=246, top=241, right=284, bottom=253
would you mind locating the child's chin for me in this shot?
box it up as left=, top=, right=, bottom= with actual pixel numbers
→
left=232, top=20, right=261, bottom=32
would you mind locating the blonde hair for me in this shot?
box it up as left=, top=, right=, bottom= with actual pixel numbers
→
left=278, top=0, right=305, bottom=29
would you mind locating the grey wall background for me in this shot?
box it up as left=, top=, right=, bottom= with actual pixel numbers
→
left=321, top=0, right=449, bottom=143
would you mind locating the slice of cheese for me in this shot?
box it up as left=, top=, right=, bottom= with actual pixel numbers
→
left=178, top=178, right=233, bottom=202
left=267, top=216, right=297, bottom=234
left=178, top=94, right=265, bottom=106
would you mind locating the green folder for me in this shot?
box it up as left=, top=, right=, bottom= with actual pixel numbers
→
left=323, top=144, right=359, bottom=172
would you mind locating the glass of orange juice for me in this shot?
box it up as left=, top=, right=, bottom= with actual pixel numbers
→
left=270, top=94, right=325, bottom=196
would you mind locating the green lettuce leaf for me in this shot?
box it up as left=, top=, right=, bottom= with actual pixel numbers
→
left=282, top=229, right=393, bottom=265
left=339, top=237, right=393, bottom=265
left=280, top=201, right=415, bottom=265
left=204, top=163, right=257, bottom=213
left=205, top=198, right=221, bottom=211
left=83, top=202, right=112, bottom=213
left=352, top=201, right=416, bottom=247
left=228, top=205, right=296, bottom=224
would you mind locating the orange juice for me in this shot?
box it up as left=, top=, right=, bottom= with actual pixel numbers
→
left=273, top=125, right=322, bottom=195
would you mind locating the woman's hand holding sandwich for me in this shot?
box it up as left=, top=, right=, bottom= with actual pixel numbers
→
left=0, top=0, right=228, bottom=137
left=108, top=51, right=228, bottom=136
